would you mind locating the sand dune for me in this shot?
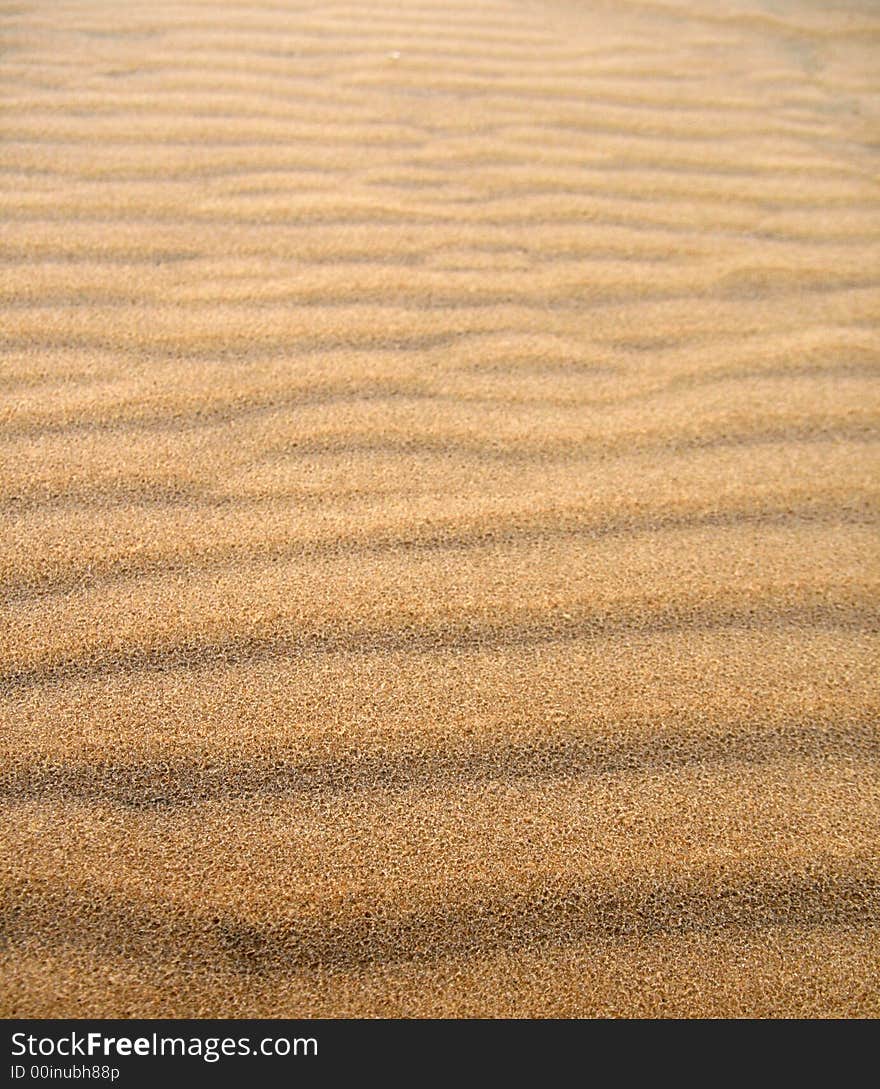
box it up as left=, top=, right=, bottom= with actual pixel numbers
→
left=1, top=0, right=879, bottom=1018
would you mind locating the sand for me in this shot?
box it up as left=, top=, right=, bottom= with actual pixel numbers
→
left=1, top=0, right=879, bottom=1018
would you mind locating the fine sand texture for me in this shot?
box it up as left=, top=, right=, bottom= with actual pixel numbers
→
left=2, top=0, right=879, bottom=1018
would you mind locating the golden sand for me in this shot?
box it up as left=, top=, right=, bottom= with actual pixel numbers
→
left=1, top=0, right=879, bottom=1018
